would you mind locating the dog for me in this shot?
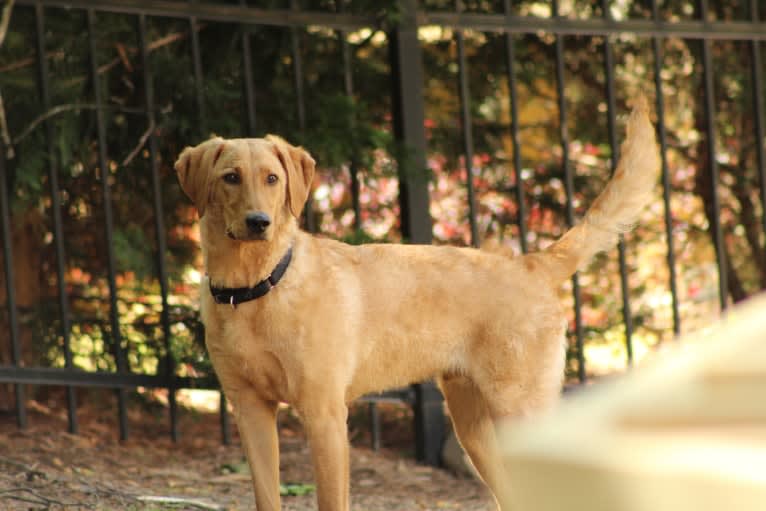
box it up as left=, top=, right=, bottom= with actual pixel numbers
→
left=174, top=96, right=659, bottom=510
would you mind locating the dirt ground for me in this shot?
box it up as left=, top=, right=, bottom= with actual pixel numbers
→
left=0, top=391, right=494, bottom=510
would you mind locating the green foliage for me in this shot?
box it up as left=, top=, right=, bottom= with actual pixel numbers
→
left=280, top=483, right=317, bottom=497
left=302, top=93, right=392, bottom=171
left=113, top=226, right=155, bottom=279
left=220, top=460, right=249, bottom=475
left=219, top=460, right=317, bottom=495
left=341, top=229, right=388, bottom=245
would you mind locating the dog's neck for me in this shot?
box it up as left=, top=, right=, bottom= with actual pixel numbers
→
left=200, top=214, right=298, bottom=289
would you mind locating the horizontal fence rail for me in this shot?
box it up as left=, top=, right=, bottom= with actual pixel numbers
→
left=12, top=0, right=766, bottom=39
left=1, top=0, right=765, bottom=468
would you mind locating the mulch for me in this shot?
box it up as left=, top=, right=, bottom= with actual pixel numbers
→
left=0, top=391, right=494, bottom=510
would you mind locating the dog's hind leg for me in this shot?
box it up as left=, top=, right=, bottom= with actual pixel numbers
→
left=454, top=328, right=566, bottom=509
left=438, top=375, right=511, bottom=510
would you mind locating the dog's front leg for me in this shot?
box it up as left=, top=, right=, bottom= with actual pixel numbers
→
left=301, top=402, right=350, bottom=511
left=232, top=391, right=281, bottom=510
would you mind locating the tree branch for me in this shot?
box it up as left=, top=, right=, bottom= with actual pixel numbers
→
left=0, top=487, right=78, bottom=507
left=0, top=0, right=15, bottom=158
left=0, top=92, right=12, bottom=158
left=1, top=19, right=188, bottom=160
left=0, top=23, right=202, bottom=76
left=121, top=119, right=155, bottom=167
left=693, top=112, right=748, bottom=304
left=9, top=102, right=157, bottom=170
left=724, top=162, right=766, bottom=280
left=11, top=102, right=144, bottom=146
left=0, top=50, right=63, bottom=73
left=0, top=454, right=44, bottom=476
left=12, top=103, right=99, bottom=145
left=0, top=0, right=14, bottom=48
left=137, top=495, right=224, bottom=510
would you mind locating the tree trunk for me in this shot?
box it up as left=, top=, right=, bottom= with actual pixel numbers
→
left=0, top=206, right=45, bottom=410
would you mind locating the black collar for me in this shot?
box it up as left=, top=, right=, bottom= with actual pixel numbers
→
left=210, top=247, right=293, bottom=307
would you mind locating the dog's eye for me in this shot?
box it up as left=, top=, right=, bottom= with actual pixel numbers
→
left=223, top=172, right=240, bottom=185
left=267, top=174, right=278, bottom=185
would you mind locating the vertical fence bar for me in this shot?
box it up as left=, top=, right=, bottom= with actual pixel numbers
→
left=455, top=9, right=479, bottom=247
left=553, top=0, right=586, bottom=382
left=388, top=0, right=443, bottom=466
left=187, top=3, right=230, bottom=444
left=87, top=9, right=129, bottom=441
left=338, top=11, right=372, bottom=447
left=290, top=3, right=306, bottom=135
left=651, top=0, right=681, bottom=336
left=219, top=392, right=231, bottom=446
left=503, top=0, right=527, bottom=253
left=750, top=1, right=766, bottom=264
left=219, top=392, right=230, bottom=443
left=336, top=0, right=374, bottom=442
left=289, top=36, right=304, bottom=132
left=387, top=0, right=432, bottom=244
left=290, top=0, right=315, bottom=233
left=240, top=0, right=257, bottom=137
left=219, top=395, right=232, bottom=444
left=368, top=401, right=381, bottom=451
left=34, top=2, right=77, bottom=432
left=413, top=380, right=445, bottom=466
left=189, top=5, right=208, bottom=136
left=338, top=12, right=362, bottom=231
left=138, top=13, right=178, bottom=442
left=698, top=0, right=728, bottom=311
left=290, top=34, right=306, bottom=136
left=0, top=148, right=26, bottom=429
left=601, top=2, right=634, bottom=365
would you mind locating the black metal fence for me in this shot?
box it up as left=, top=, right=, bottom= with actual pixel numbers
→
left=0, top=0, right=764, bottom=467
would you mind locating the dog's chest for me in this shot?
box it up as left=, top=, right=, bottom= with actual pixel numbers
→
left=204, top=303, right=298, bottom=402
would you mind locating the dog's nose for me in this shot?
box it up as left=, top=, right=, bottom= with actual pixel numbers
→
left=245, top=212, right=271, bottom=234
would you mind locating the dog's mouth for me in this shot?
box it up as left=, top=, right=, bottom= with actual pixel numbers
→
left=225, top=227, right=268, bottom=242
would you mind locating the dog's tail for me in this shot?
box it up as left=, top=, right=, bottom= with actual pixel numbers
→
left=534, top=95, right=660, bottom=284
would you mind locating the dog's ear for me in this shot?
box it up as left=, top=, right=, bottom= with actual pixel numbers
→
left=174, top=137, right=226, bottom=217
left=266, top=135, right=316, bottom=219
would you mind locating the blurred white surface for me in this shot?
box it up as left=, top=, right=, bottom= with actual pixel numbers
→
left=500, top=293, right=766, bottom=511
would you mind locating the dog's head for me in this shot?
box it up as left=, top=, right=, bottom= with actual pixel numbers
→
left=174, top=135, right=315, bottom=241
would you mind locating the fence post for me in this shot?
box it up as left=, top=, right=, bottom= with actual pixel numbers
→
left=0, top=144, right=26, bottom=429
left=388, top=0, right=432, bottom=244
left=412, top=382, right=445, bottom=466
left=388, top=0, right=444, bottom=466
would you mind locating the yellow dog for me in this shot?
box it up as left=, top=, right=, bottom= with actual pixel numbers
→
left=174, top=96, right=659, bottom=510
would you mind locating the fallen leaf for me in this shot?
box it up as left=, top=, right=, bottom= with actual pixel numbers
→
left=220, top=460, right=250, bottom=475
left=280, top=482, right=316, bottom=496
